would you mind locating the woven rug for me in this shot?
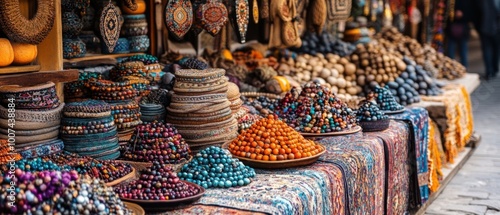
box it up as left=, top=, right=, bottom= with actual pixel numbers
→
left=365, top=121, right=410, bottom=215
left=317, top=132, right=385, bottom=215
left=164, top=162, right=346, bottom=215
left=387, top=107, right=430, bottom=209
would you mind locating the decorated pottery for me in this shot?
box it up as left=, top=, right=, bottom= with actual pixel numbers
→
left=62, top=11, right=83, bottom=38
left=122, top=14, right=149, bottom=37
left=63, top=38, right=87, bottom=59
left=128, top=35, right=150, bottom=52
left=102, top=38, right=130, bottom=54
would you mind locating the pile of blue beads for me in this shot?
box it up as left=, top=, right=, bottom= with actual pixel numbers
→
left=178, top=146, right=255, bottom=189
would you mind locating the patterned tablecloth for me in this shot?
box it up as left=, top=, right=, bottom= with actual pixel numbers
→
left=165, top=119, right=420, bottom=214
left=365, top=121, right=410, bottom=215
left=388, top=107, right=430, bottom=209
left=317, top=130, right=386, bottom=215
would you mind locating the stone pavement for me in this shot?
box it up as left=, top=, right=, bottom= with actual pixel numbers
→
left=425, top=39, right=500, bottom=214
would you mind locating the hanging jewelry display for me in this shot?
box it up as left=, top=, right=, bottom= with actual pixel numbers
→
left=0, top=0, right=56, bottom=44
left=164, top=0, right=194, bottom=39
left=227, top=0, right=250, bottom=43
left=99, top=1, right=122, bottom=53
left=196, top=0, right=229, bottom=36
left=326, top=0, right=353, bottom=22
left=252, top=0, right=259, bottom=23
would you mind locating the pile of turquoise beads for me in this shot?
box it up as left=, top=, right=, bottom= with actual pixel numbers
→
left=4, top=158, right=61, bottom=172
left=178, top=146, right=255, bottom=189
left=356, top=100, right=388, bottom=122
left=373, top=86, right=404, bottom=111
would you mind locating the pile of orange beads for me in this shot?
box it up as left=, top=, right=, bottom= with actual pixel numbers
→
left=228, top=115, right=324, bottom=161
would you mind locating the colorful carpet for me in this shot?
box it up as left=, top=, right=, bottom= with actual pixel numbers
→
left=164, top=162, right=346, bottom=215
left=365, top=120, right=410, bottom=215
left=388, top=107, right=430, bottom=209
left=317, top=131, right=386, bottom=215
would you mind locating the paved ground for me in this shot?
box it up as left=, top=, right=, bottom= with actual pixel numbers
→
left=425, top=39, right=500, bottom=214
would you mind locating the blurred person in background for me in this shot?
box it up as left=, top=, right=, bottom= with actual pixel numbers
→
left=445, top=0, right=471, bottom=68
left=471, top=0, right=500, bottom=80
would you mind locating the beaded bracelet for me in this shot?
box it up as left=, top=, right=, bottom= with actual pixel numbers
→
left=64, top=100, right=111, bottom=113
left=85, top=78, right=131, bottom=87
left=167, top=100, right=231, bottom=113
left=126, top=54, right=159, bottom=64
left=16, top=139, right=64, bottom=159
left=0, top=102, right=63, bottom=122
left=171, top=93, right=227, bottom=103
left=61, top=115, right=114, bottom=126
left=61, top=125, right=118, bottom=137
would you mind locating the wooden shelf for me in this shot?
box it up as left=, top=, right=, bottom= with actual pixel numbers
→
left=0, top=65, right=41, bottom=75
left=63, top=53, right=146, bottom=64
left=0, top=69, right=79, bottom=86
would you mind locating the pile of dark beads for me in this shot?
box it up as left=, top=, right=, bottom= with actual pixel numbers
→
left=275, top=82, right=357, bottom=133
left=178, top=146, right=255, bottom=189
left=400, top=57, right=443, bottom=96
left=114, top=165, right=201, bottom=200
left=122, top=121, right=191, bottom=164
left=291, top=31, right=356, bottom=56
left=52, top=177, right=132, bottom=215
left=45, top=152, right=134, bottom=183
left=241, top=95, right=279, bottom=116
left=356, top=100, right=388, bottom=122
left=373, top=86, right=405, bottom=111
left=0, top=169, right=79, bottom=214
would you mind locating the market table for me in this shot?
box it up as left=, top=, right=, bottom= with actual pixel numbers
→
left=163, top=119, right=424, bottom=214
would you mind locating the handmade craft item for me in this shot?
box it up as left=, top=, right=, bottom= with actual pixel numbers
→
left=326, top=0, right=353, bottom=22
left=0, top=0, right=56, bottom=44
left=100, top=1, right=122, bottom=53
left=122, top=14, right=149, bottom=36
left=196, top=0, right=229, bottom=36
left=63, top=38, right=87, bottom=59
left=165, top=0, right=194, bottom=39
left=62, top=11, right=84, bottom=38
left=268, top=0, right=301, bottom=48
left=356, top=98, right=389, bottom=131
left=0, top=139, right=21, bottom=164
left=307, top=0, right=327, bottom=34
left=228, top=0, right=250, bottom=43
left=0, top=82, right=60, bottom=110
left=252, top=0, right=259, bottom=23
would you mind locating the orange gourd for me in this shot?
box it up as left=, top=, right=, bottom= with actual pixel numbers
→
left=122, top=0, right=146, bottom=14
left=0, top=38, right=14, bottom=67
left=11, top=43, right=37, bottom=65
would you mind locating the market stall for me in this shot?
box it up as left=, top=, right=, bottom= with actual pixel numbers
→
left=0, top=0, right=478, bottom=214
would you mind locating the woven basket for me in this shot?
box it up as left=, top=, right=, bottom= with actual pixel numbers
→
left=359, top=119, right=390, bottom=132
left=240, top=92, right=282, bottom=100
left=124, top=202, right=145, bottom=215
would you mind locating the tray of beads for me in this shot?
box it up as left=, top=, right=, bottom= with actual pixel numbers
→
left=106, top=167, right=137, bottom=186
left=300, top=125, right=362, bottom=137
left=116, top=165, right=205, bottom=212
left=222, top=143, right=326, bottom=169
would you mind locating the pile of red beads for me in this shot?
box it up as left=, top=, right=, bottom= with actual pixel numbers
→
left=114, top=165, right=201, bottom=200
left=122, top=121, right=191, bottom=165
left=275, top=82, right=357, bottom=133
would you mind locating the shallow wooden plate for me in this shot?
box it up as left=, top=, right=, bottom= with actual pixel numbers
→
left=120, top=181, right=205, bottom=212
left=222, top=143, right=326, bottom=169
left=300, top=125, right=362, bottom=137
left=105, top=168, right=136, bottom=187
left=123, top=202, right=145, bottom=215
